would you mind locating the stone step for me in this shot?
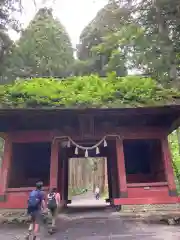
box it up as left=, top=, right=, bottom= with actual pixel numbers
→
left=62, top=204, right=113, bottom=214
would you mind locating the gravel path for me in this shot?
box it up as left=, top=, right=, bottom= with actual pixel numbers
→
left=0, top=217, right=180, bottom=239
left=1, top=192, right=180, bottom=239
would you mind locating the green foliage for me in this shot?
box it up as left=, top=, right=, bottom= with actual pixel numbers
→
left=3, top=8, right=74, bottom=81
left=139, top=0, right=180, bottom=82
left=0, top=1, right=53, bottom=75
left=0, top=0, right=20, bottom=75
left=102, top=49, right=127, bottom=77
left=91, top=0, right=180, bottom=83
left=76, top=2, right=129, bottom=77
left=168, top=132, right=180, bottom=194
left=1, top=74, right=179, bottom=108
left=71, top=59, right=95, bottom=76
left=0, top=31, right=12, bottom=76
left=101, top=186, right=109, bottom=199
left=94, top=22, right=171, bottom=82
left=68, top=187, right=87, bottom=199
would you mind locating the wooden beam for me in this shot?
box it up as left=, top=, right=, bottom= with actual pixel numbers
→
left=11, top=130, right=53, bottom=142
left=0, top=106, right=179, bottom=118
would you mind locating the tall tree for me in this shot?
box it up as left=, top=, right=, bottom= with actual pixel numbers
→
left=76, top=1, right=129, bottom=76
left=3, top=7, right=74, bottom=80
left=0, top=0, right=21, bottom=75
left=134, top=0, right=180, bottom=83
left=95, top=0, right=180, bottom=84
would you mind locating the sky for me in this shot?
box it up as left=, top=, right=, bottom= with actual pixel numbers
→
left=9, top=0, right=108, bottom=47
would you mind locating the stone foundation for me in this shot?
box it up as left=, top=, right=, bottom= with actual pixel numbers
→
left=121, top=204, right=180, bottom=212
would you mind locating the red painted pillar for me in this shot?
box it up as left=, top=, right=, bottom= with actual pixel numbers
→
left=61, top=163, right=64, bottom=203
left=162, top=137, right=177, bottom=196
left=0, top=134, right=12, bottom=200
left=116, top=138, right=127, bottom=198
left=60, top=158, right=66, bottom=207
left=50, top=139, right=59, bottom=189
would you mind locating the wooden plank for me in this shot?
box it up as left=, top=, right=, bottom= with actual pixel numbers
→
left=11, top=130, right=53, bottom=142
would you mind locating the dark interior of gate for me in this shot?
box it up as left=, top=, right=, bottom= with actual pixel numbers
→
left=8, top=138, right=166, bottom=206
left=9, top=142, right=51, bottom=188
left=124, top=139, right=166, bottom=183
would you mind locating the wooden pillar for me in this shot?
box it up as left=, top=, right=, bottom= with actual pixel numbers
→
left=162, top=137, right=177, bottom=196
left=61, top=161, right=64, bottom=203
left=104, top=158, right=108, bottom=190
left=50, top=139, right=59, bottom=189
left=106, top=155, right=112, bottom=200
left=116, top=138, right=127, bottom=198
left=0, top=134, right=12, bottom=201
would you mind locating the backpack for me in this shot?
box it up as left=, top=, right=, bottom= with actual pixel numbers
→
left=28, top=190, right=41, bottom=210
left=47, top=192, right=57, bottom=210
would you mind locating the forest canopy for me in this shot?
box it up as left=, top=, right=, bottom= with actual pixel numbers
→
left=2, top=8, right=74, bottom=81
left=0, top=74, right=180, bottom=109
left=1, top=1, right=180, bottom=83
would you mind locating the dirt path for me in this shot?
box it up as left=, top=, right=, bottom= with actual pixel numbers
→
left=71, top=190, right=97, bottom=201
left=0, top=216, right=180, bottom=239
left=1, top=193, right=180, bottom=239
left=69, top=190, right=107, bottom=207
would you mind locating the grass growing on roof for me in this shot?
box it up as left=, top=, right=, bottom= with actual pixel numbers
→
left=0, top=73, right=179, bottom=108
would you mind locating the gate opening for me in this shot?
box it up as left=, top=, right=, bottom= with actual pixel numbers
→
left=68, top=157, right=109, bottom=204
left=58, top=140, right=120, bottom=208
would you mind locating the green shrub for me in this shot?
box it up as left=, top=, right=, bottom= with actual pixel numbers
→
left=169, top=132, right=180, bottom=195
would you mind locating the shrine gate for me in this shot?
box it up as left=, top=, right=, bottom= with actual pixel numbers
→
left=0, top=105, right=180, bottom=208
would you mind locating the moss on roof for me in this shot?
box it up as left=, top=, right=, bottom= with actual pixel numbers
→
left=0, top=73, right=179, bottom=109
